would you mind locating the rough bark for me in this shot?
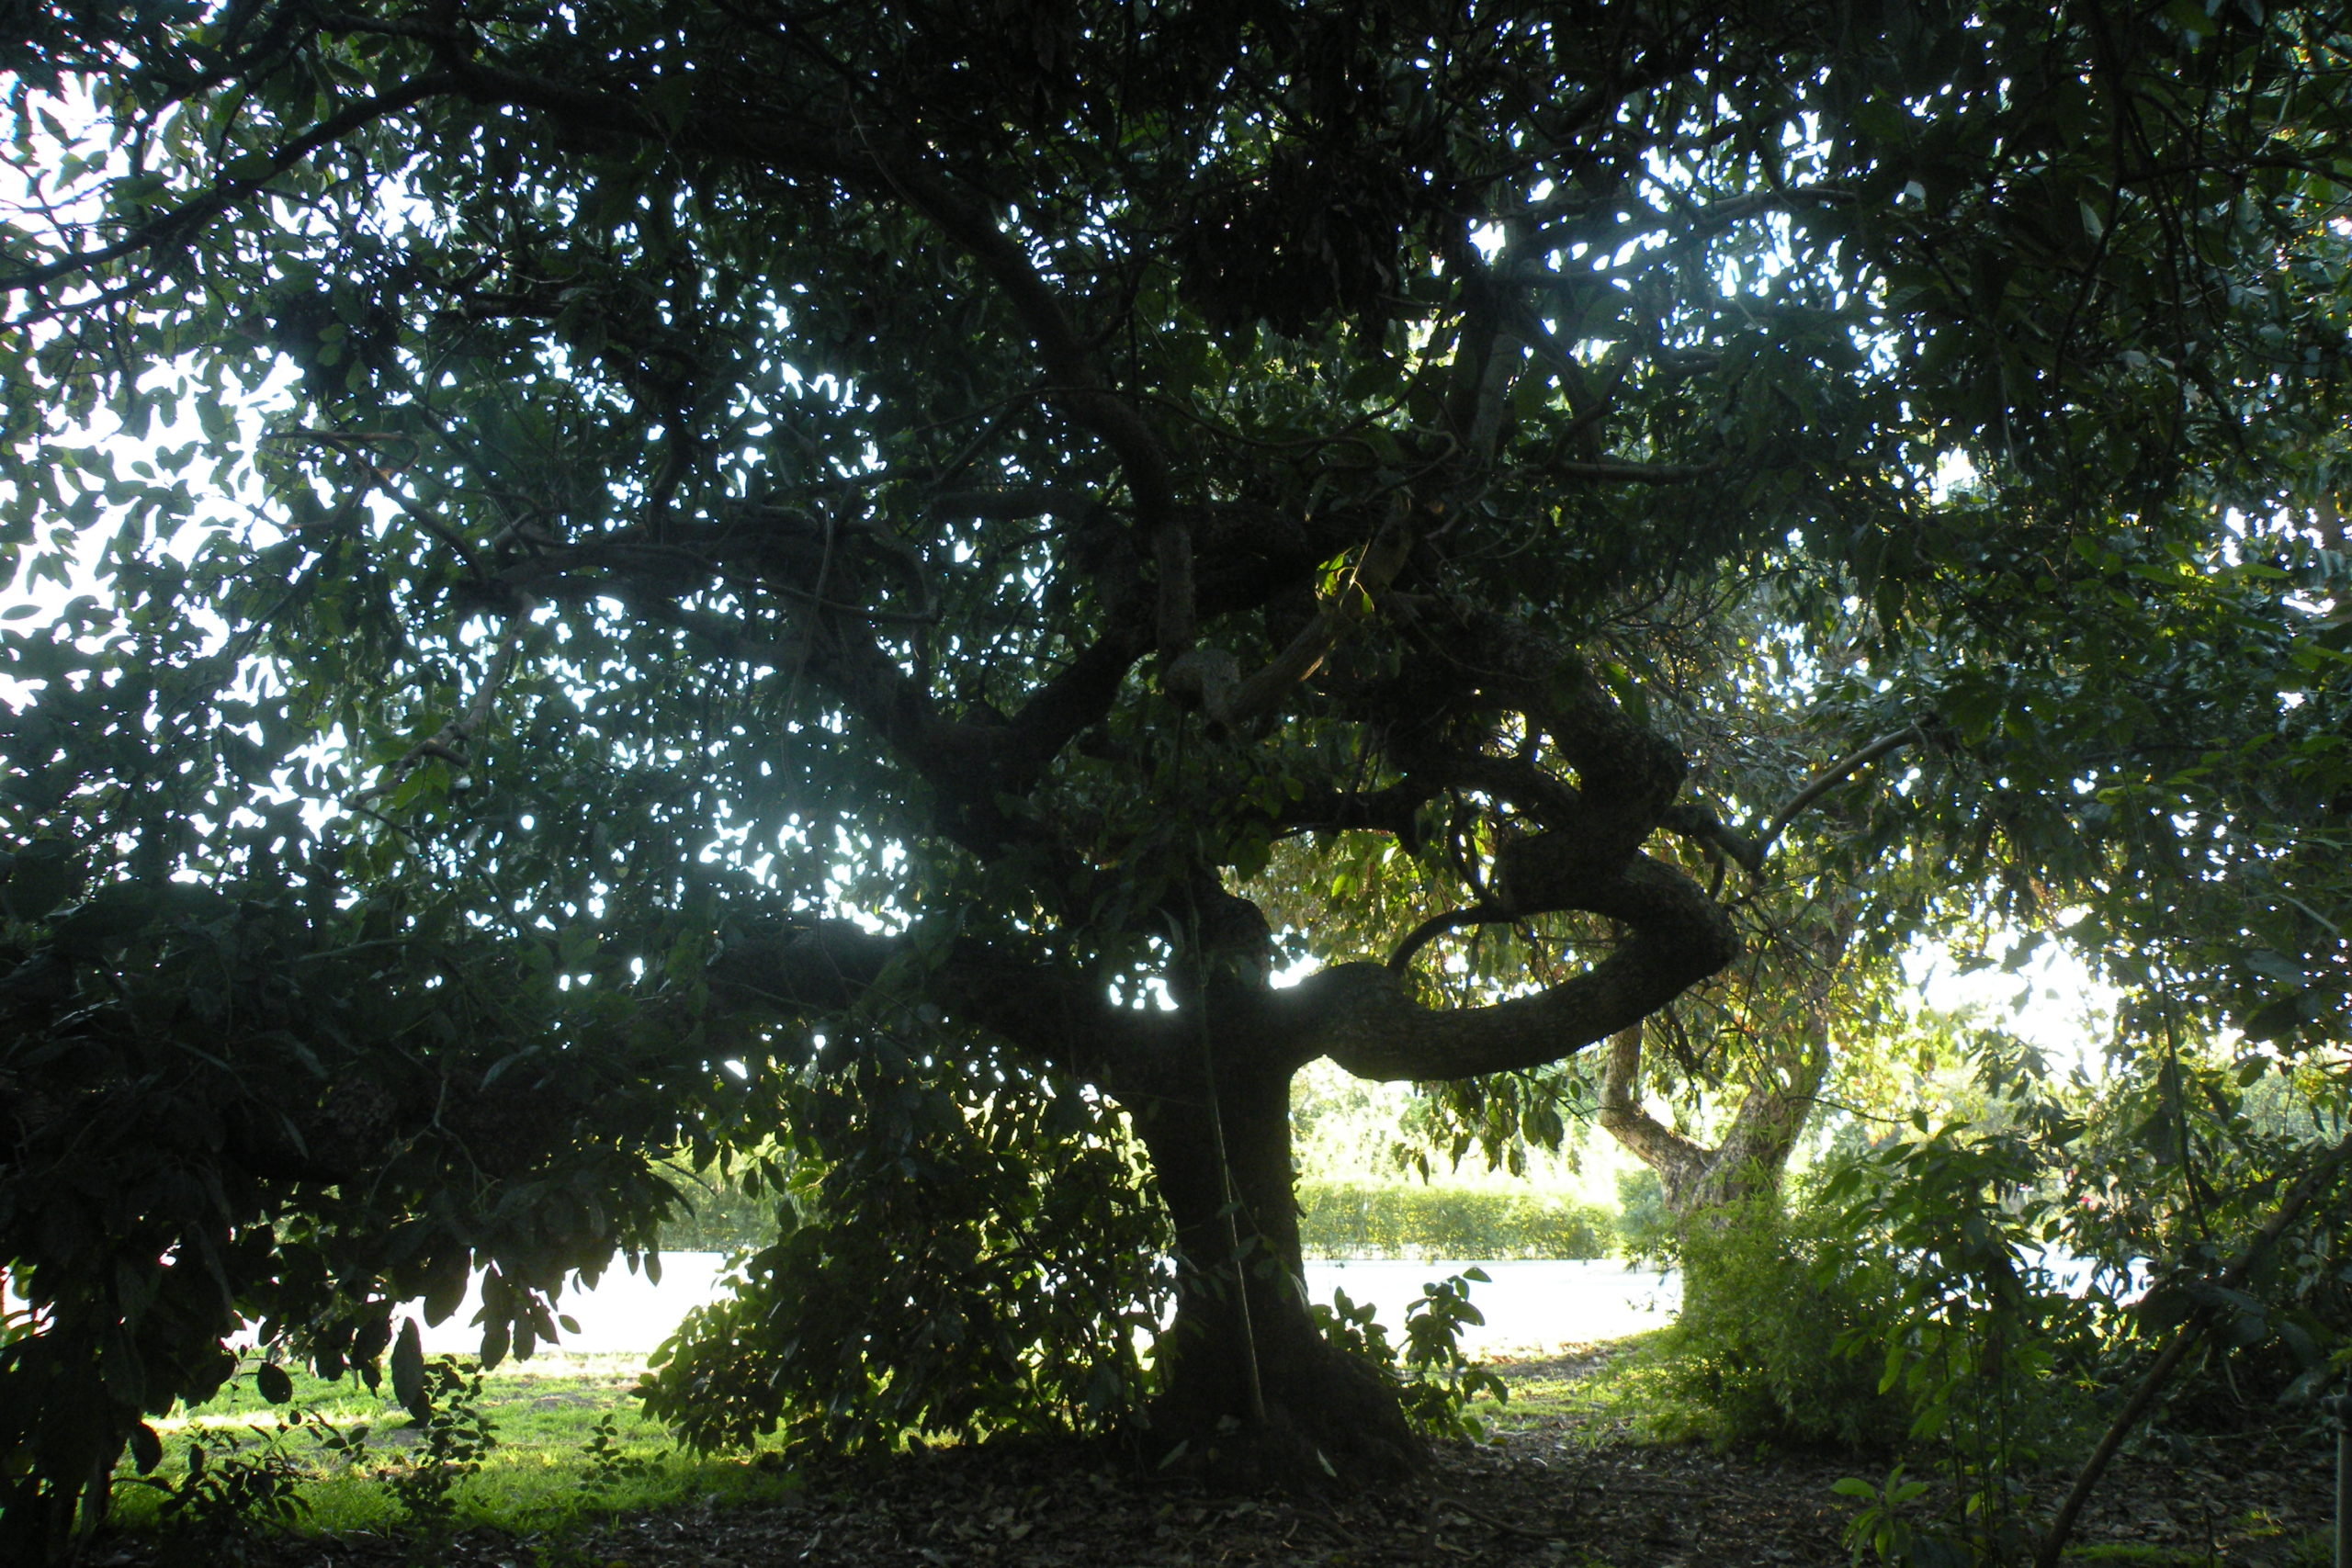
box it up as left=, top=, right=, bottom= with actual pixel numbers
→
left=1126, top=1032, right=1425, bottom=1483
left=1598, top=908, right=1849, bottom=1223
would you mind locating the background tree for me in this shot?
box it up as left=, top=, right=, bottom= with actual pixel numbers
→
left=5, top=1, right=2352, bottom=1552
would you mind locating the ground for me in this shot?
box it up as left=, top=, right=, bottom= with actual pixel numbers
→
left=93, top=1344, right=2342, bottom=1566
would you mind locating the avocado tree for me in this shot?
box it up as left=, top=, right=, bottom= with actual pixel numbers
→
left=6, top=0, right=2352, bottom=1548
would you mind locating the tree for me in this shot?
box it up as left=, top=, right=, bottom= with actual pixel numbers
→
left=1598, top=905, right=1846, bottom=1230
left=6, top=0, right=2352, bottom=1549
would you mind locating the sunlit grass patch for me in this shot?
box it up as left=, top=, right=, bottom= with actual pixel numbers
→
left=107, top=1352, right=805, bottom=1542
left=1486, top=1330, right=1704, bottom=1445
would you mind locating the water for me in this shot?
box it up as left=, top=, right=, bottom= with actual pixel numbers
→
left=1308, top=1258, right=1681, bottom=1352
left=408, top=1254, right=1682, bottom=1360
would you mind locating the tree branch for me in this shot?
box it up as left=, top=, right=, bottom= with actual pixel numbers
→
left=1597, top=1022, right=1713, bottom=1201
left=857, top=153, right=1189, bottom=663
left=706, top=920, right=1165, bottom=1083
left=1289, top=851, right=1736, bottom=1081
left=1385, top=902, right=1514, bottom=975
left=1756, top=725, right=1925, bottom=854
left=1, top=74, right=458, bottom=295
left=1545, top=457, right=1727, bottom=485
left=1165, top=516, right=1416, bottom=728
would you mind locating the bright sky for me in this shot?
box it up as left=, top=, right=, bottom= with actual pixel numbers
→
left=1912, top=938, right=2119, bottom=1075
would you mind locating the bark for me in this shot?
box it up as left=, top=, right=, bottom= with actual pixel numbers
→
left=1125, top=1028, right=1425, bottom=1483
left=1598, top=907, right=1849, bottom=1229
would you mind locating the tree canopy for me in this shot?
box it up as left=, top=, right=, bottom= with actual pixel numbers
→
left=6, top=0, right=2352, bottom=1553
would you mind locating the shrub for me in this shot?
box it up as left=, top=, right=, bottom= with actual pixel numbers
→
left=1295, top=1180, right=1615, bottom=1260
left=1653, top=1194, right=1909, bottom=1452
left=1312, top=1269, right=1510, bottom=1440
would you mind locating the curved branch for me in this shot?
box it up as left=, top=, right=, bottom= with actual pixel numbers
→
left=1596, top=1023, right=1713, bottom=1203
left=1385, top=902, right=1515, bottom=975
left=1288, top=851, right=1737, bottom=1081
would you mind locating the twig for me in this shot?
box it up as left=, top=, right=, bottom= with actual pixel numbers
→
left=1439, top=1497, right=1568, bottom=1540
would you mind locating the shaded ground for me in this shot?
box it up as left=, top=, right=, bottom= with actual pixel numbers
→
left=96, top=1344, right=2339, bottom=1567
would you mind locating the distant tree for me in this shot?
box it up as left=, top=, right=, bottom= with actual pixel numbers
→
left=6, top=2, right=2352, bottom=1554
left=1599, top=903, right=1847, bottom=1227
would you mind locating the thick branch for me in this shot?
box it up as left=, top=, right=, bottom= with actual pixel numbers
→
left=707, top=921, right=1161, bottom=1083
left=1286, top=852, right=1737, bottom=1081
left=1277, top=781, right=1440, bottom=841
left=1165, top=517, right=1415, bottom=728
left=1596, top=1023, right=1713, bottom=1202
left=1544, top=457, right=1727, bottom=485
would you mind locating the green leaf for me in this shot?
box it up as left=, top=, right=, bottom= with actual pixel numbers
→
left=390, top=1320, right=429, bottom=1422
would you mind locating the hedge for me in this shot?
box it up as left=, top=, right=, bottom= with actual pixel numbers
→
left=657, top=1172, right=1619, bottom=1261
left=1296, top=1180, right=1616, bottom=1260
left=652, top=1170, right=795, bottom=1253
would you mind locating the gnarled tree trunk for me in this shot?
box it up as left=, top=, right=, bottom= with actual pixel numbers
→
left=716, top=651, right=1747, bottom=1481
left=1128, top=1036, right=1423, bottom=1482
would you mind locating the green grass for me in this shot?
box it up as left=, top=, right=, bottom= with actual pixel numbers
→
left=108, top=1353, right=805, bottom=1542
left=1486, top=1330, right=1710, bottom=1446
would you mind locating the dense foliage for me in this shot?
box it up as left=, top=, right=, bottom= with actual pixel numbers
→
left=6, top=1, right=2352, bottom=1558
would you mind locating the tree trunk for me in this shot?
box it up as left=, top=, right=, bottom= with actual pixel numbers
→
left=1598, top=905, right=1849, bottom=1314
left=1126, top=1038, right=1425, bottom=1484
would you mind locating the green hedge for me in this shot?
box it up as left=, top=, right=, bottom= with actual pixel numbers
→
left=653, top=1170, right=795, bottom=1253
left=1297, top=1180, right=1616, bottom=1260
left=660, top=1172, right=1620, bottom=1261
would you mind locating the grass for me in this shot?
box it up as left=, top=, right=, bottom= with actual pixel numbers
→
left=107, top=1352, right=805, bottom=1543
left=109, top=1334, right=1673, bottom=1549
left=1484, top=1330, right=1708, bottom=1446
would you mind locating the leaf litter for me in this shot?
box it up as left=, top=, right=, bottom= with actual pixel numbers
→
left=90, top=1347, right=2340, bottom=1567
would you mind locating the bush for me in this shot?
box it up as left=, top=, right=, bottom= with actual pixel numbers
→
left=1653, top=1195, right=1910, bottom=1452
left=1313, top=1268, right=1510, bottom=1440
left=1295, top=1180, right=1615, bottom=1260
